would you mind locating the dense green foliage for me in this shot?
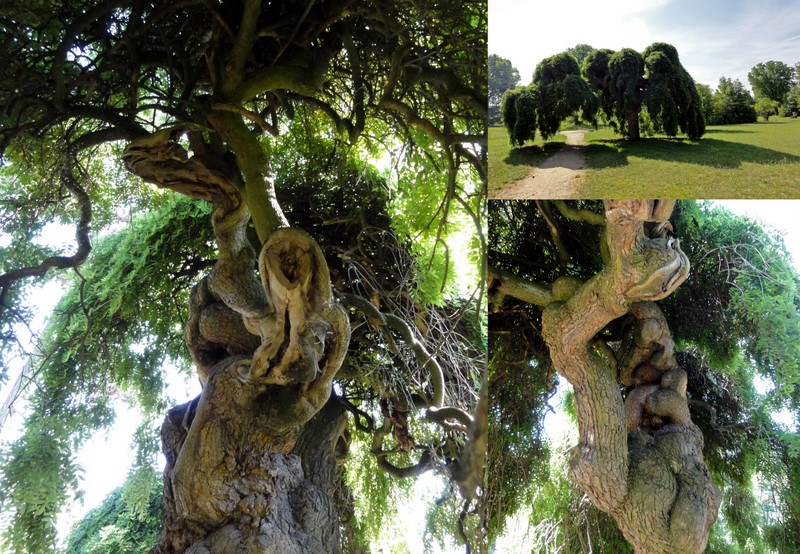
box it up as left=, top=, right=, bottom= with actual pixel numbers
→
left=781, top=84, right=800, bottom=117
left=709, top=77, right=758, bottom=125
left=500, top=86, right=538, bottom=146
left=489, top=54, right=521, bottom=107
left=756, top=98, right=781, bottom=121
left=489, top=201, right=800, bottom=552
left=500, top=43, right=705, bottom=144
left=532, top=53, right=598, bottom=140
left=1, top=195, right=213, bottom=551
left=585, top=43, right=705, bottom=140
left=641, top=42, right=705, bottom=139
left=500, top=52, right=597, bottom=145
left=63, top=467, right=164, bottom=554
left=748, top=61, right=796, bottom=104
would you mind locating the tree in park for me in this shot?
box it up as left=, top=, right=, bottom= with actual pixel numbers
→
left=0, top=2, right=487, bottom=553
left=748, top=60, right=795, bottom=104
left=694, top=82, right=715, bottom=125
left=489, top=200, right=800, bottom=552
left=583, top=43, right=705, bottom=140
left=755, top=97, right=781, bottom=121
left=711, top=77, right=758, bottom=125
left=489, top=54, right=521, bottom=107
left=500, top=53, right=597, bottom=146
left=781, top=83, right=800, bottom=117
left=565, top=43, right=594, bottom=66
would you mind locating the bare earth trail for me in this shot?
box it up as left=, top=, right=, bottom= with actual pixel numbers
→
left=492, top=130, right=588, bottom=199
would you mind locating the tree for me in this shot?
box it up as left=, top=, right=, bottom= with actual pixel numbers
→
left=565, top=43, right=594, bottom=66
left=695, top=83, right=715, bottom=125
left=583, top=43, right=705, bottom=140
left=0, top=2, right=487, bottom=553
left=64, top=467, right=164, bottom=554
left=500, top=85, right=539, bottom=146
left=489, top=200, right=800, bottom=553
left=531, top=53, right=598, bottom=139
left=500, top=53, right=597, bottom=145
left=605, top=48, right=647, bottom=140
left=711, top=77, right=758, bottom=124
left=781, top=84, right=800, bottom=117
left=489, top=54, right=521, bottom=107
left=641, top=43, right=705, bottom=139
left=755, top=97, right=781, bottom=120
left=748, top=60, right=795, bottom=104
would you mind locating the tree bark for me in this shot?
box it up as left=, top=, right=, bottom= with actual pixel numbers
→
left=625, top=107, right=641, bottom=141
left=124, top=131, right=351, bottom=552
left=540, top=201, right=720, bottom=553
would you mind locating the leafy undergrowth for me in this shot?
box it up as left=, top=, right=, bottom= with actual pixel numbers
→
left=582, top=117, right=800, bottom=197
left=488, top=126, right=566, bottom=196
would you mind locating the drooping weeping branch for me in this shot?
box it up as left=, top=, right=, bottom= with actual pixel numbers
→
left=339, top=291, right=484, bottom=498
left=0, top=159, right=92, bottom=289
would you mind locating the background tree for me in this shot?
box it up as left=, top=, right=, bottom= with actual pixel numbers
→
left=695, top=83, right=715, bottom=125
left=0, top=2, right=487, bottom=553
left=755, top=97, right=781, bottom=121
left=748, top=60, right=795, bottom=104
left=64, top=467, right=164, bottom=554
left=711, top=77, right=758, bottom=124
left=565, top=43, right=595, bottom=66
left=489, top=54, right=521, bottom=107
left=489, top=201, right=800, bottom=553
left=781, top=84, right=800, bottom=117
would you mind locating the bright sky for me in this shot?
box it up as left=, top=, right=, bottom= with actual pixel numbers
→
left=489, top=0, right=800, bottom=91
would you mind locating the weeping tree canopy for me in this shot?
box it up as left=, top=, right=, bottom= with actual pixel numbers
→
left=0, top=1, right=487, bottom=552
left=500, top=52, right=597, bottom=146
left=502, top=42, right=705, bottom=144
left=489, top=201, right=800, bottom=553
left=586, top=43, right=706, bottom=140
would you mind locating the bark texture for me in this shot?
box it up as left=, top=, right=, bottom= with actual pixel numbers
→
left=124, top=132, right=351, bottom=553
left=539, top=201, right=720, bottom=553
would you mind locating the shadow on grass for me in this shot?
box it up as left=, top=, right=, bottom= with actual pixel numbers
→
left=704, top=129, right=755, bottom=134
left=502, top=142, right=564, bottom=167
left=586, top=138, right=800, bottom=170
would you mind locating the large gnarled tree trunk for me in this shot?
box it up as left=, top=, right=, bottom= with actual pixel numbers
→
left=123, top=130, right=351, bottom=552
left=491, top=201, right=721, bottom=553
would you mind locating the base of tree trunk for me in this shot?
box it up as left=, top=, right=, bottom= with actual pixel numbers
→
left=152, top=363, right=347, bottom=554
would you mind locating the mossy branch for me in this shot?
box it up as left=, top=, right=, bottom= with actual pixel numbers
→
left=207, top=111, right=287, bottom=241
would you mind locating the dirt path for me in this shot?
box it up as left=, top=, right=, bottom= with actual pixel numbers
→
left=492, top=130, right=588, bottom=199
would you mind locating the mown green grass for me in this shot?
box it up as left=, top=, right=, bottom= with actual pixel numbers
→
left=582, top=117, right=800, bottom=197
left=488, top=126, right=566, bottom=196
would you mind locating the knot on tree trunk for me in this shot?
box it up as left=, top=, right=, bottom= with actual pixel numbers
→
left=155, top=358, right=346, bottom=553
left=156, top=216, right=350, bottom=551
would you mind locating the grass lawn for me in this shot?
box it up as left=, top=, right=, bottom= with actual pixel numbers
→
left=582, top=117, right=800, bottom=197
left=488, top=126, right=566, bottom=196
